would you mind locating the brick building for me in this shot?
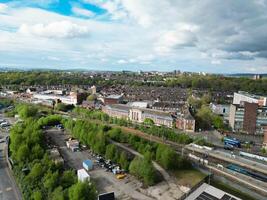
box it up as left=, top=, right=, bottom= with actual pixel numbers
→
left=229, top=91, right=267, bottom=134
left=176, top=112, right=195, bottom=132
left=103, top=94, right=123, bottom=105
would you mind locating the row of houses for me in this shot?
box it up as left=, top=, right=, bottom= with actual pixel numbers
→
left=102, top=104, right=195, bottom=132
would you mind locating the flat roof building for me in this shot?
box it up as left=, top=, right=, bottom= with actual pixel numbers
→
left=185, top=183, right=241, bottom=200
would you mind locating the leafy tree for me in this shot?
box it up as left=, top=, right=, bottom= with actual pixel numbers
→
left=119, top=152, right=129, bottom=170
left=26, top=163, right=44, bottom=184
left=17, top=104, right=38, bottom=119
left=55, top=103, right=74, bottom=112
left=15, top=144, right=30, bottom=162
left=68, top=181, right=97, bottom=200
left=129, top=156, right=157, bottom=186
left=143, top=118, right=154, bottom=126
left=51, top=187, right=65, bottom=200
left=60, top=170, right=77, bottom=189
left=105, top=144, right=117, bottom=160
left=195, top=105, right=214, bottom=130
left=156, top=144, right=180, bottom=170
left=44, top=171, right=59, bottom=192
left=87, top=94, right=97, bottom=101
left=32, top=191, right=43, bottom=200
left=213, top=115, right=224, bottom=129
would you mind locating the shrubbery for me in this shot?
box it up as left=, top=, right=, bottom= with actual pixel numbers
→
left=129, top=156, right=158, bottom=186
left=9, top=106, right=97, bottom=200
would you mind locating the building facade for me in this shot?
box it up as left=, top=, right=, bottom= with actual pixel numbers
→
left=102, top=104, right=130, bottom=120
left=102, top=104, right=195, bottom=130
left=103, top=104, right=174, bottom=128
left=229, top=91, right=267, bottom=134
left=176, top=112, right=195, bottom=132
left=103, top=94, right=124, bottom=105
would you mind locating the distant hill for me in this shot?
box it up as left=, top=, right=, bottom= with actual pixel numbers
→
left=226, top=73, right=267, bottom=78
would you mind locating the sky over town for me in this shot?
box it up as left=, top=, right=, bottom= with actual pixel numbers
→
left=0, top=0, right=267, bottom=73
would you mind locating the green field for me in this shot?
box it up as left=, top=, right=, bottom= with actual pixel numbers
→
left=173, top=169, right=206, bottom=187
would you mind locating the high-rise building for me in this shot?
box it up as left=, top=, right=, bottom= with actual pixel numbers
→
left=229, top=91, right=267, bottom=134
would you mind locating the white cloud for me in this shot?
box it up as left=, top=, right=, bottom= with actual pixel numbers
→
left=211, top=60, right=222, bottom=65
left=155, top=24, right=198, bottom=54
left=117, top=59, right=127, bottom=64
left=18, top=21, right=90, bottom=38
left=0, top=3, right=8, bottom=13
left=1, top=0, right=267, bottom=72
left=72, top=7, right=95, bottom=17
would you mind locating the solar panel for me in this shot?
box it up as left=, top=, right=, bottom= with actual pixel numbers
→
left=196, top=192, right=219, bottom=200
left=221, top=194, right=231, bottom=200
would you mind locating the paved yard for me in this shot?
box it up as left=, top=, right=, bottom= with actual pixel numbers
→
left=46, top=128, right=154, bottom=200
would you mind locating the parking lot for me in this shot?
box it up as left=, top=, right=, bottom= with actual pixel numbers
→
left=45, top=128, right=155, bottom=200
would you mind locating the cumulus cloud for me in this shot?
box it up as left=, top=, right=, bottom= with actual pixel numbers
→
left=1, top=0, right=267, bottom=72
left=72, top=7, right=95, bottom=17
left=18, top=21, right=90, bottom=38
left=155, top=23, right=198, bottom=54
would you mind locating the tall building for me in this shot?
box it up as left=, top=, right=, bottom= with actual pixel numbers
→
left=229, top=91, right=267, bottom=134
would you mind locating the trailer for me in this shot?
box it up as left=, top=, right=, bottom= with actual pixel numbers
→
left=66, top=140, right=79, bottom=152
left=83, top=159, right=93, bottom=171
left=77, top=169, right=90, bottom=182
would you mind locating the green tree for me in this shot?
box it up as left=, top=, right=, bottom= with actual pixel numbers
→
left=156, top=144, right=180, bottom=170
left=119, top=152, right=129, bottom=170
left=26, top=163, right=44, bottom=185
left=60, top=170, right=76, bottom=189
left=196, top=105, right=214, bottom=130
left=87, top=94, right=97, bottom=101
left=51, top=187, right=65, bottom=200
left=129, top=156, right=157, bottom=186
left=143, top=118, right=154, bottom=126
left=105, top=144, right=116, bottom=160
left=44, top=171, right=59, bottom=192
left=16, top=144, right=30, bottom=162
left=213, top=115, right=224, bottom=129
left=17, top=104, right=38, bottom=119
left=68, top=181, right=97, bottom=200
left=32, top=191, right=43, bottom=200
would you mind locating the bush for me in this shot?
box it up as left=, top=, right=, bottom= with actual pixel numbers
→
left=129, top=156, right=158, bottom=186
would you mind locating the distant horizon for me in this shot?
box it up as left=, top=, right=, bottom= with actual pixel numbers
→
left=1, top=65, right=267, bottom=76
left=0, top=1, right=267, bottom=73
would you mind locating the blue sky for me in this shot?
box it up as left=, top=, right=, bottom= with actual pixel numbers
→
left=0, top=0, right=267, bottom=73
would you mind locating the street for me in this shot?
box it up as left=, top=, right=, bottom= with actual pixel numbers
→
left=0, top=126, right=21, bottom=200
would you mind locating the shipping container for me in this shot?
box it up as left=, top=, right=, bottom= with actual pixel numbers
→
left=77, top=169, right=90, bottom=182
left=83, top=159, right=93, bottom=171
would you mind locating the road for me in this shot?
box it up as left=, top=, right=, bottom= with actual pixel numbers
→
left=0, top=117, right=22, bottom=200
